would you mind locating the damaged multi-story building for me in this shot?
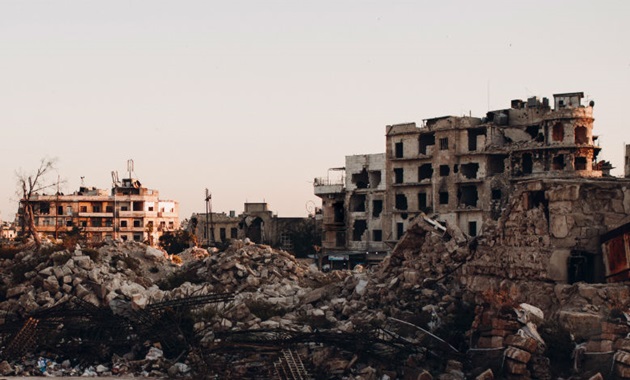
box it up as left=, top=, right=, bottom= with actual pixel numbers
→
left=189, top=202, right=319, bottom=258
left=18, top=171, right=179, bottom=245
left=314, top=154, right=388, bottom=268
left=316, top=92, right=630, bottom=281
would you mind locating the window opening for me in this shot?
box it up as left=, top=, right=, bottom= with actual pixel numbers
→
left=350, top=194, right=366, bottom=212
left=575, top=126, right=588, bottom=144
left=552, top=123, right=564, bottom=142
left=351, top=169, right=369, bottom=189
left=394, top=168, right=404, bottom=184
left=461, top=163, right=479, bottom=179
left=468, top=221, right=477, bottom=237
left=439, top=191, right=449, bottom=205
left=372, top=200, right=383, bottom=218
left=522, top=153, right=533, bottom=174
left=418, top=164, right=433, bottom=181
left=352, top=220, right=367, bottom=241
left=419, top=133, right=435, bottom=155
left=439, top=138, right=449, bottom=150
left=395, top=194, right=408, bottom=210
left=439, top=165, right=450, bottom=176
left=373, top=230, right=382, bottom=242
left=395, top=142, right=403, bottom=158
left=552, top=155, right=565, bottom=170
left=575, top=156, right=587, bottom=170
left=459, top=185, right=478, bottom=207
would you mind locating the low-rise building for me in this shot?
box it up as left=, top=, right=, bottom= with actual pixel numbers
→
left=189, top=202, right=319, bottom=258
left=18, top=174, right=179, bottom=245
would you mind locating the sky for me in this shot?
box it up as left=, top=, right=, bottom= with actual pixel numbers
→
left=1, top=0, right=629, bottom=221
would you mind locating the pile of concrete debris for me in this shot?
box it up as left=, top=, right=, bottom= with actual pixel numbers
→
left=3, top=225, right=630, bottom=378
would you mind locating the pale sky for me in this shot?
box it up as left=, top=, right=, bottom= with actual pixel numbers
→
left=1, top=1, right=629, bottom=222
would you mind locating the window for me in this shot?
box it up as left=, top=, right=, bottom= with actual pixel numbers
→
left=419, top=133, right=435, bottom=155
left=148, top=206, right=154, bottom=211
left=231, top=227, right=238, bottom=239
left=81, top=221, right=87, bottom=227
left=552, top=123, right=564, bottom=142
left=40, top=202, right=50, bottom=214
left=106, top=206, right=114, bottom=213
left=168, top=221, right=174, bottom=229
left=459, top=185, right=478, bottom=207
left=395, top=194, right=408, bottom=210
left=133, top=202, right=143, bottom=211
left=352, top=220, right=367, bottom=241
left=439, top=191, right=449, bottom=205
left=418, top=192, right=428, bottom=212
left=280, top=232, right=293, bottom=250
left=372, top=200, right=383, bottom=218
left=92, top=218, right=102, bottom=227
left=439, top=165, right=450, bottom=177
left=133, top=234, right=142, bottom=242
left=439, top=138, right=449, bottom=150
left=522, top=153, right=533, bottom=174
left=491, top=189, right=502, bottom=200
left=105, top=220, right=113, bottom=227
left=552, top=155, right=565, bottom=170
left=120, top=220, right=128, bottom=228
left=335, top=231, right=346, bottom=247
left=418, top=164, right=433, bottom=181
left=373, top=230, right=382, bottom=242
left=350, top=194, right=366, bottom=212
left=66, top=220, right=73, bottom=227
left=80, top=206, right=88, bottom=213
left=58, top=206, right=64, bottom=215
left=121, top=206, right=129, bottom=211
left=92, top=205, right=101, bottom=213
left=220, top=228, right=226, bottom=242
left=575, top=156, right=587, bottom=170
left=394, top=168, right=404, bottom=184
left=396, top=223, right=404, bottom=239
left=395, top=142, right=403, bottom=158
left=461, top=163, right=479, bottom=179
left=575, top=126, right=588, bottom=144
left=468, top=221, right=477, bottom=237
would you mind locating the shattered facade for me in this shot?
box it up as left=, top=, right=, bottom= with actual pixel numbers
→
left=385, top=92, right=601, bottom=240
left=314, top=154, right=388, bottom=267
left=18, top=176, right=179, bottom=245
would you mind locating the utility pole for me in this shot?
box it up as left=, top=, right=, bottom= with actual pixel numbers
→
left=205, top=189, right=215, bottom=246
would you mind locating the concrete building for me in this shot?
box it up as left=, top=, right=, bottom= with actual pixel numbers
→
left=189, top=202, right=319, bottom=258
left=315, top=91, right=616, bottom=272
left=18, top=174, right=179, bottom=245
left=314, top=154, right=388, bottom=268
left=1, top=222, right=17, bottom=240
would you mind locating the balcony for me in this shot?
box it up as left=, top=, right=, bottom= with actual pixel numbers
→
left=314, top=178, right=345, bottom=196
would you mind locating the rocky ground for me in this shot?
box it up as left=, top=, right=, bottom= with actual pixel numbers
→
left=1, top=221, right=630, bottom=379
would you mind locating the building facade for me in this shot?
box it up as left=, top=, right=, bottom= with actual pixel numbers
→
left=18, top=176, right=179, bottom=245
left=314, top=154, right=388, bottom=267
left=316, top=92, right=609, bottom=268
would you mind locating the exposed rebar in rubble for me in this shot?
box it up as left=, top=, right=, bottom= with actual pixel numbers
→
left=0, top=292, right=235, bottom=361
left=274, top=349, right=313, bottom=380
left=2, top=317, right=39, bottom=359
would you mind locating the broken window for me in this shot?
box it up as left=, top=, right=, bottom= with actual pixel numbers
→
left=231, top=228, right=238, bottom=239
left=80, top=206, right=88, bottom=213
left=552, top=155, right=566, bottom=170
left=395, top=142, right=403, bottom=158
left=169, top=221, right=174, bottom=229
left=373, top=229, right=382, bottom=242
left=80, top=220, right=87, bottom=227
left=439, top=138, right=449, bottom=150
left=40, top=202, right=50, bottom=214
left=352, top=220, right=367, bottom=241
left=220, top=228, right=226, bottom=242
left=105, top=220, right=113, bottom=227
left=351, top=169, right=369, bottom=189
left=335, top=231, right=346, bottom=247
left=58, top=206, right=64, bottom=215
left=372, top=200, right=383, bottom=218
left=575, top=156, right=587, bottom=170
left=121, top=206, right=129, bottom=211
left=468, top=128, right=486, bottom=151
left=350, top=194, right=366, bottom=212
left=133, top=234, right=142, bottom=242
left=459, top=185, right=478, bottom=207
left=468, top=221, right=477, bottom=237
left=552, top=123, right=564, bottom=142
left=106, top=205, right=113, bottom=213
left=419, top=133, right=435, bottom=155
left=488, top=155, right=506, bottom=175
left=575, top=126, right=588, bottom=144
left=439, top=165, right=450, bottom=177
left=522, top=153, right=533, bottom=174
left=439, top=191, right=449, bottom=205
left=397, top=223, right=404, bottom=239
left=461, top=163, right=479, bottom=179
left=333, top=202, right=345, bottom=223
left=491, top=189, right=502, bottom=200
left=395, top=194, right=408, bottom=210
left=92, top=218, right=102, bottom=227
left=418, top=192, right=429, bottom=212
left=394, top=168, right=404, bottom=184
left=418, top=164, right=433, bottom=181
left=368, top=171, right=381, bottom=188
left=66, top=220, right=73, bottom=227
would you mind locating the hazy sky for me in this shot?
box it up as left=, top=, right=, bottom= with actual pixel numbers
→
left=1, top=1, right=629, bottom=221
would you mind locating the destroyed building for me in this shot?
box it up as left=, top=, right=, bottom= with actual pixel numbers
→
left=314, top=154, right=388, bottom=268
left=17, top=170, right=179, bottom=245
left=189, top=202, right=319, bottom=257
left=315, top=92, right=630, bottom=282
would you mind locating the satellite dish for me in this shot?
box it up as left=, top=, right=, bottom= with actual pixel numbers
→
left=589, top=100, right=595, bottom=107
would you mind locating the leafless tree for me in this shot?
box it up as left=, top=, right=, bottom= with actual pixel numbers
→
left=16, top=158, right=58, bottom=248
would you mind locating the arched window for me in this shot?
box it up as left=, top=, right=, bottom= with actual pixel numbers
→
left=575, top=126, right=588, bottom=144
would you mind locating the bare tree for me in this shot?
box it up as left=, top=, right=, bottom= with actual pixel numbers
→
left=16, top=158, right=58, bottom=248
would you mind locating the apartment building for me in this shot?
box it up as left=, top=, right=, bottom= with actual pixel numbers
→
left=18, top=175, right=179, bottom=245
left=316, top=92, right=606, bottom=265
